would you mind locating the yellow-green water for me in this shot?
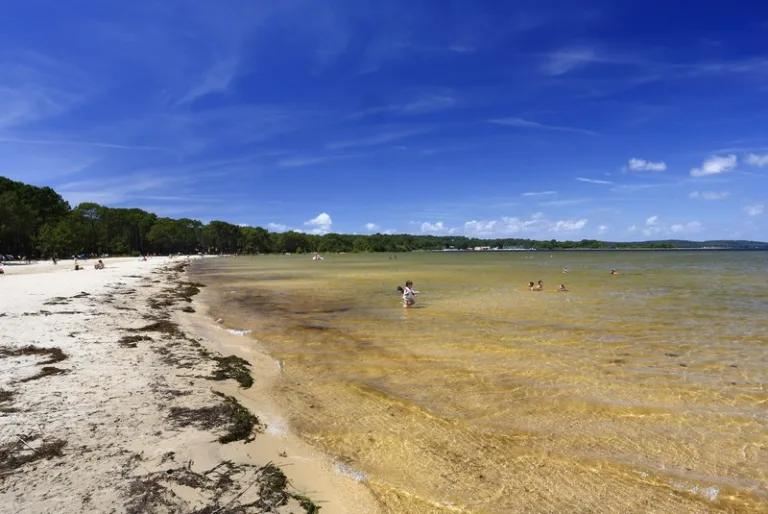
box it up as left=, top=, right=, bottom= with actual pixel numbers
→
left=192, top=252, right=768, bottom=513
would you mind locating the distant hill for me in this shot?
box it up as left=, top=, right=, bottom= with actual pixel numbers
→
left=605, top=240, right=768, bottom=250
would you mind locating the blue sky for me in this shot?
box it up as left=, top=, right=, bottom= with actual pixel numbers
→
left=1, top=1, right=767, bottom=241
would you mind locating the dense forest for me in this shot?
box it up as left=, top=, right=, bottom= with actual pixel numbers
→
left=1, top=176, right=766, bottom=258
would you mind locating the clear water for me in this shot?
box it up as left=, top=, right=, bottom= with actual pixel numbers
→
left=192, top=251, right=768, bottom=513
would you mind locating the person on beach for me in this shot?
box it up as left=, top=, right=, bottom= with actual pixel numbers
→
left=94, top=259, right=105, bottom=270
left=528, top=281, right=535, bottom=291
left=610, top=269, right=620, bottom=275
left=402, top=280, right=418, bottom=308
left=558, top=284, right=568, bottom=292
left=534, top=280, right=543, bottom=291
left=74, top=260, right=82, bottom=271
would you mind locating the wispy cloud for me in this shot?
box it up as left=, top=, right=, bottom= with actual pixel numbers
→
left=349, top=92, right=458, bottom=119
left=744, top=204, right=764, bottom=216
left=539, top=198, right=591, bottom=207
left=489, top=117, right=597, bottom=136
left=276, top=155, right=341, bottom=168
left=689, top=190, right=730, bottom=200
left=365, top=222, right=379, bottom=231
left=176, top=59, right=240, bottom=105
left=576, top=177, right=613, bottom=185
left=690, top=154, right=737, bottom=177
left=327, top=129, right=425, bottom=150
left=539, top=47, right=601, bottom=75
left=522, top=190, right=557, bottom=196
left=626, top=158, right=667, bottom=172
left=0, top=136, right=165, bottom=151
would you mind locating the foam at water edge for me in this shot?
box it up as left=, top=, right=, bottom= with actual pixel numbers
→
left=334, top=462, right=367, bottom=482
left=669, top=480, right=719, bottom=502
left=227, top=328, right=252, bottom=336
left=276, top=359, right=283, bottom=372
left=265, top=419, right=286, bottom=437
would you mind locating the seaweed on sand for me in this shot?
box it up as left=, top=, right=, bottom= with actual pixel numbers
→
left=118, top=335, right=153, bottom=348
left=0, top=345, right=68, bottom=365
left=0, top=389, right=16, bottom=412
left=18, top=366, right=67, bottom=383
left=168, top=392, right=261, bottom=444
left=127, top=320, right=183, bottom=338
left=0, top=434, right=67, bottom=474
left=211, top=355, right=254, bottom=389
left=123, top=460, right=320, bottom=514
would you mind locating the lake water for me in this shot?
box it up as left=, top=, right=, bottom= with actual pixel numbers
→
left=191, top=251, right=768, bottom=513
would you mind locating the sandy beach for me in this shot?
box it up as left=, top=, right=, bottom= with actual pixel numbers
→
left=0, top=257, right=380, bottom=514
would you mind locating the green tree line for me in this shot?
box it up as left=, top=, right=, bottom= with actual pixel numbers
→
left=1, top=176, right=765, bottom=258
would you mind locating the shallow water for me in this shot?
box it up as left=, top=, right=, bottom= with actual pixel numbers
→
left=192, top=251, right=768, bottom=513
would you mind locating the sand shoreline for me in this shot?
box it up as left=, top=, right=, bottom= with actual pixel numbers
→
left=0, top=257, right=380, bottom=513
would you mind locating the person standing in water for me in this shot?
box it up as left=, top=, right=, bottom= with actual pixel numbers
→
left=402, top=280, right=418, bottom=308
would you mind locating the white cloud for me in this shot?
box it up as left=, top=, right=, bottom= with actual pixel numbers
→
left=462, top=212, right=587, bottom=237
left=365, top=222, right=379, bottom=231
left=670, top=221, right=702, bottom=233
left=490, top=117, right=596, bottom=136
left=598, top=225, right=608, bottom=235
left=689, top=190, right=730, bottom=200
left=267, top=222, right=288, bottom=232
left=551, top=219, right=587, bottom=231
left=304, top=212, right=333, bottom=235
left=627, top=158, right=667, bottom=172
left=640, top=216, right=702, bottom=237
left=576, top=177, right=613, bottom=185
left=627, top=224, right=637, bottom=234
left=746, top=153, right=768, bottom=167
left=690, top=154, right=737, bottom=177
left=420, top=221, right=455, bottom=235
left=744, top=204, right=764, bottom=216
left=522, top=190, right=557, bottom=196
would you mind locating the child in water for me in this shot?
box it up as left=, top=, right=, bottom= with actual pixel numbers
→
left=400, top=280, right=418, bottom=308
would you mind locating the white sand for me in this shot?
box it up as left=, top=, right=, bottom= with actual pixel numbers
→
left=0, top=257, right=381, bottom=514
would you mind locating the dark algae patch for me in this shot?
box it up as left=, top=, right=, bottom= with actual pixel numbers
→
left=0, top=434, right=67, bottom=474
left=169, top=391, right=261, bottom=444
left=0, top=345, right=67, bottom=365
left=118, top=335, right=153, bottom=348
left=18, top=366, right=67, bottom=383
left=124, top=460, right=319, bottom=514
left=211, top=355, right=254, bottom=388
left=128, top=320, right=183, bottom=337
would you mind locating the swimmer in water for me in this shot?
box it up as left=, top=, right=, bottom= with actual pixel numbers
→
left=528, top=281, right=535, bottom=291
left=558, top=284, right=568, bottom=292
left=535, top=280, right=543, bottom=291
left=402, top=280, right=418, bottom=308
left=610, top=269, right=620, bottom=275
